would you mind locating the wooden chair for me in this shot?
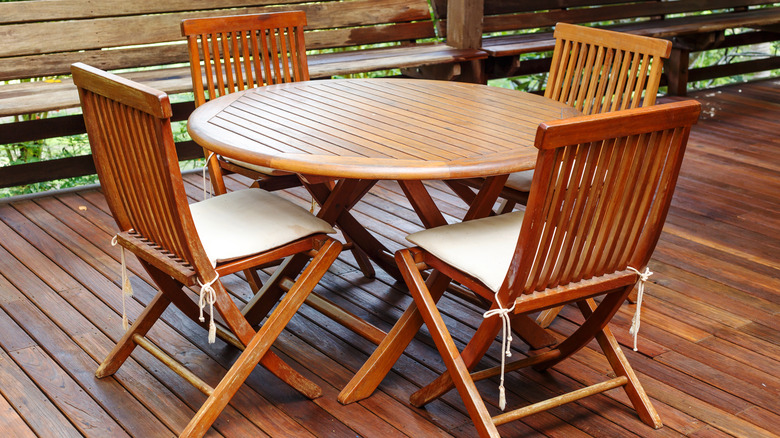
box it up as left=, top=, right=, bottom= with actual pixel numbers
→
left=72, top=62, right=342, bottom=437
left=497, top=22, right=673, bottom=328
left=182, top=11, right=309, bottom=196
left=182, top=11, right=375, bottom=281
left=339, top=100, right=701, bottom=437
left=498, top=22, right=672, bottom=211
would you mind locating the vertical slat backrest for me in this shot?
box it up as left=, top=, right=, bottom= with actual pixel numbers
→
left=182, top=11, right=309, bottom=107
left=504, top=101, right=700, bottom=296
left=545, top=23, right=672, bottom=115
left=72, top=62, right=199, bottom=266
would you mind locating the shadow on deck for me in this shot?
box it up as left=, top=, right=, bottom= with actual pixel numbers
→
left=0, top=78, right=777, bottom=437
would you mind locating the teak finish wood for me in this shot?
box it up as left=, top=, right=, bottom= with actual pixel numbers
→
left=0, top=79, right=777, bottom=437
left=182, top=11, right=309, bottom=196
left=468, top=23, right=673, bottom=328
left=72, top=63, right=342, bottom=437
left=187, top=79, right=574, bottom=181
left=339, top=100, right=701, bottom=437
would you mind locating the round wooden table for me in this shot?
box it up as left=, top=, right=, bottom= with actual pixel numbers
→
left=188, top=78, right=575, bottom=325
left=188, top=78, right=575, bottom=180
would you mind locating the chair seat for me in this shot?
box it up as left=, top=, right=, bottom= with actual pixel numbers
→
left=406, top=211, right=525, bottom=292
left=504, top=169, right=534, bottom=191
left=190, top=188, right=335, bottom=266
left=224, top=157, right=294, bottom=176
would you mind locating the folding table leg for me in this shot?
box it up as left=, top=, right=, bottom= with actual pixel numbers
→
left=338, top=258, right=451, bottom=404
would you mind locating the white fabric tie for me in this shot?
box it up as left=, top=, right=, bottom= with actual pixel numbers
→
left=111, top=232, right=134, bottom=330
left=627, top=266, right=652, bottom=351
left=483, top=295, right=516, bottom=411
left=198, top=273, right=220, bottom=343
left=203, top=152, right=215, bottom=201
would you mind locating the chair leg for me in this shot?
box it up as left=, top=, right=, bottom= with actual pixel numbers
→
left=578, top=300, right=662, bottom=428
left=410, top=313, right=556, bottom=408
left=497, top=198, right=516, bottom=214
left=338, top=254, right=451, bottom=404
left=242, top=252, right=309, bottom=325
left=404, top=257, right=499, bottom=438
left=245, top=268, right=264, bottom=293
left=410, top=312, right=501, bottom=407
left=208, top=154, right=229, bottom=196
left=345, top=234, right=375, bottom=279
left=181, top=238, right=341, bottom=438
left=534, top=288, right=631, bottom=372
left=96, top=291, right=171, bottom=378
left=510, top=314, right=557, bottom=349
left=536, top=305, right=563, bottom=328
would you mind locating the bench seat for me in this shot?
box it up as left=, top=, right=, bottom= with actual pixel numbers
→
left=0, top=44, right=486, bottom=118
left=481, top=8, right=780, bottom=58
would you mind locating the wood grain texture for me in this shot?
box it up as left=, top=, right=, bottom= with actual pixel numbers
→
left=188, top=79, right=573, bottom=180
left=0, top=79, right=777, bottom=437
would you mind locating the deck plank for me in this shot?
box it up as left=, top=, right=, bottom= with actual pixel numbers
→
left=0, top=78, right=778, bottom=437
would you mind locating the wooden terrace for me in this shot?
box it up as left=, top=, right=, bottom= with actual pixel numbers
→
left=0, top=78, right=777, bottom=437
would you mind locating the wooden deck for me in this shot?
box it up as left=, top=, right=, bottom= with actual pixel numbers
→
left=0, top=78, right=777, bottom=437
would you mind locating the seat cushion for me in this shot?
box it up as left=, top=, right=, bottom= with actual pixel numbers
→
left=224, top=157, right=292, bottom=176
left=406, top=211, right=525, bottom=292
left=190, top=188, right=335, bottom=266
left=504, top=169, right=534, bottom=192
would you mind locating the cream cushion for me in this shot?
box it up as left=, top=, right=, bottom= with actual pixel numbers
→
left=504, top=169, right=534, bottom=192
left=406, top=211, right=526, bottom=293
left=225, top=157, right=292, bottom=176
left=190, top=188, right=335, bottom=266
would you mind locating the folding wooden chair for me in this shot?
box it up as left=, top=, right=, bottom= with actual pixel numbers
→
left=182, top=11, right=309, bottom=196
left=340, top=100, right=700, bottom=437
left=182, top=11, right=375, bottom=281
left=496, top=22, right=672, bottom=213
left=497, top=22, right=673, bottom=328
left=72, top=62, right=342, bottom=437
left=451, top=23, right=671, bottom=217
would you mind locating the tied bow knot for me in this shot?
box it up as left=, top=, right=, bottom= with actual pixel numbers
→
left=111, top=232, right=135, bottom=330
left=198, top=274, right=220, bottom=344
left=483, top=296, right=516, bottom=411
left=627, top=266, right=652, bottom=351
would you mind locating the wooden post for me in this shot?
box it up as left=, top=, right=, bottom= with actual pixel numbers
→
left=447, top=0, right=483, bottom=49
left=666, top=47, right=690, bottom=96
left=447, top=0, right=486, bottom=83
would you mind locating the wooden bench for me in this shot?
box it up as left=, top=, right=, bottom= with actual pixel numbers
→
left=0, top=0, right=486, bottom=189
left=432, top=0, right=780, bottom=94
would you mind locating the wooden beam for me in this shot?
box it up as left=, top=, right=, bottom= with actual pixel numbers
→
left=0, top=140, right=202, bottom=189
left=447, top=0, right=483, bottom=49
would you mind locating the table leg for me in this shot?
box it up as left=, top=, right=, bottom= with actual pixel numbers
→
left=308, top=179, right=401, bottom=279
left=243, top=178, right=402, bottom=326
left=398, top=180, right=448, bottom=228
left=463, top=174, right=508, bottom=220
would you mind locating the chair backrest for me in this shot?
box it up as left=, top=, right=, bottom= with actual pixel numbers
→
left=182, top=11, right=310, bottom=108
left=545, top=22, right=672, bottom=115
left=72, top=62, right=206, bottom=271
left=504, top=100, right=700, bottom=297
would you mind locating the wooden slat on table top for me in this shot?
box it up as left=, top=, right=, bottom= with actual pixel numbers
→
left=0, top=78, right=778, bottom=437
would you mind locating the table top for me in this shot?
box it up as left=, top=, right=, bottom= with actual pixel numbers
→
left=187, top=78, right=576, bottom=180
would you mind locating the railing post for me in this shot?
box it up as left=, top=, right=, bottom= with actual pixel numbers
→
left=446, top=0, right=483, bottom=49
left=446, top=0, right=486, bottom=83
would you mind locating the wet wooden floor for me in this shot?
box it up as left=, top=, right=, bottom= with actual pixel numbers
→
left=0, top=78, right=777, bottom=437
